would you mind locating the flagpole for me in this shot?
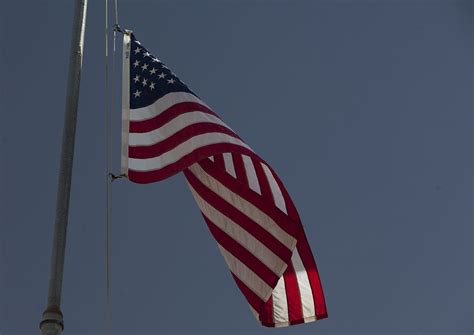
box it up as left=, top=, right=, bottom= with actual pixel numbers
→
left=40, top=0, right=88, bottom=334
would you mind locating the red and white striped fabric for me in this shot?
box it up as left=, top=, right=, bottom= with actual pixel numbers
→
left=121, top=33, right=327, bottom=327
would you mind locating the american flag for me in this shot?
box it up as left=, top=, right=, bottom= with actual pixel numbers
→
left=121, top=32, right=327, bottom=327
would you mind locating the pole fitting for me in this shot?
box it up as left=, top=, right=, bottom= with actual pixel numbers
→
left=40, top=307, right=64, bottom=334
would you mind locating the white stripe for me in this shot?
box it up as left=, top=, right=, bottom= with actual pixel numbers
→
left=129, top=111, right=231, bottom=146
left=121, top=33, right=131, bottom=175
left=292, top=249, right=316, bottom=319
left=302, top=316, right=317, bottom=323
left=223, top=153, right=237, bottom=178
left=272, top=275, right=289, bottom=324
left=274, top=320, right=290, bottom=328
left=262, top=164, right=287, bottom=213
left=130, top=91, right=210, bottom=121
left=262, top=163, right=317, bottom=321
left=274, top=316, right=316, bottom=327
left=188, top=163, right=296, bottom=250
left=128, top=133, right=252, bottom=172
left=188, top=185, right=286, bottom=275
left=217, top=244, right=272, bottom=301
left=242, top=155, right=261, bottom=195
left=261, top=162, right=293, bottom=324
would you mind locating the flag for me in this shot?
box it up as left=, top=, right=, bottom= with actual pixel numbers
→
left=121, top=32, right=327, bottom=327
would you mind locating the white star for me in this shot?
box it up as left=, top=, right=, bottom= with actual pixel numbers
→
left=133, top=90, right=141, bottom=98
left=167, top=78, right=175, bottom=84
left=133, top=75, right=140, bottom=83
left=135, top=40, right=141, bottom=45
left=149, top=82, right=155, bottom=90
left=158, top=72, right=166, bottom=79
left=134, top=47, right=141, bottom=54
left=152, top=58, right=159, bottom=63
left=149, top=68, right=157, bottom=75
left=133, top=60, right=140, bottom=68
left=141, top=63, right=149, bottom=71
left=161, top=64, right=168, bottom=69
left=142, top=78, right=148, bottom=87
left=143, top=51, right=151, bottom=57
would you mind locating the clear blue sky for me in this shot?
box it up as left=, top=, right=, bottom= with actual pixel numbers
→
left=0, top=1, right=472, bottom=334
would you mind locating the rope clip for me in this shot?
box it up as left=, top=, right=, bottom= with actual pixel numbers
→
left=113, top=24, right=132, bottom=35
left=108, top=173, right=126, bottom=182
left=113, top=24, right=125, bottom=33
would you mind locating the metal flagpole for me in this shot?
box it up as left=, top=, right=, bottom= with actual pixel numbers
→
left=40, top=0, right=88, bottom=334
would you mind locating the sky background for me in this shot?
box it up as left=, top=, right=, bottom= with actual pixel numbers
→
left=0, top=1, right=472, bottom=334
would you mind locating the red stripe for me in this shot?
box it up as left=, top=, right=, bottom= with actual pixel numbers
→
left=283, top=261, right=304, bottom=322
left=213, top=153, right=225, bottom=170
left=128, top=143, right=254, bottom=183
left=130, top=101, right=218, bottom=133
left=267, top=166, right=328, bottom=320
left=198, top=158, right=302, bottom=240
left=259, top=164, right=304, bottom=323
left=202, top=214, right=279, bottom=287
left=183, top=168, right=293, bottom=262
left=232, top=274, right=265, bottom=313
left=259, top=295, right=275, bottom=327
left=296, top=235, right=328, bottom=320
left=232, top=153, right=248, bottom=185
left=129, top=123, right=240, bottom=159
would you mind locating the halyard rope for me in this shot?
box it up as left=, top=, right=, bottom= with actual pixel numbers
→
left=105, top=0, right=111, bottom=334
left=105, top=0, right=120, bottom=333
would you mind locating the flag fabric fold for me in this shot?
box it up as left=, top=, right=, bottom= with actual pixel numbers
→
left=121, top=32, right=327, bottom=327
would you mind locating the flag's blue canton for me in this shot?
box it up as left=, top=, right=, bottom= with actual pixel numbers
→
left=130, top=34, right=194, bottom=109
